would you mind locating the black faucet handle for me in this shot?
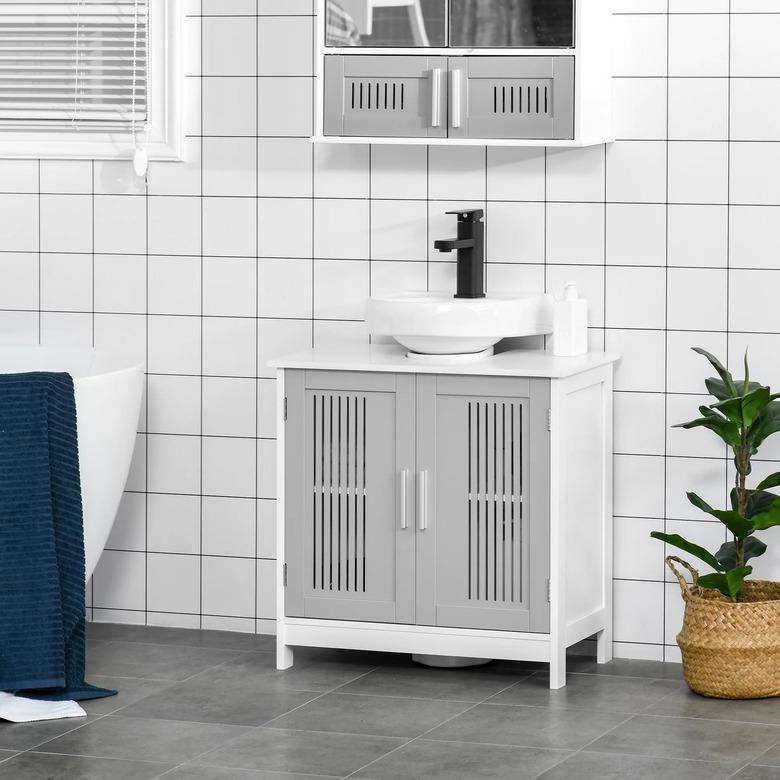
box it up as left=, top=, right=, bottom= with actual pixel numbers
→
left=445, top=208, right=484, bottom=223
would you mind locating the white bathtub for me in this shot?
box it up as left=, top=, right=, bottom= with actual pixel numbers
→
left=0, top=346, right=144, bottom=579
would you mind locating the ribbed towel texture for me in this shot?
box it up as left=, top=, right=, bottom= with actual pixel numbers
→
left=0, top=373, right=115, bottom=702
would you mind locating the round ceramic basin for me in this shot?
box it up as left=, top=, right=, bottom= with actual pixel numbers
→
left=366, top=292, right=554, bottom=356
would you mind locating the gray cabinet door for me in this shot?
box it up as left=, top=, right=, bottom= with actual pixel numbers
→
left=448, top=56, right=574, bottom=140
left=416, top=375, right=550, bottom=632
left=285, top=370, right=416, bottom=624
left=324, top=55, right=448, bottom=138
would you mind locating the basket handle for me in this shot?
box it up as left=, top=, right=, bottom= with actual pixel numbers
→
left=666, top=556, right=700, bottom=597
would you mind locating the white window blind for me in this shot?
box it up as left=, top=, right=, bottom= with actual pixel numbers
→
left=0, top=0, right=149, bottom=132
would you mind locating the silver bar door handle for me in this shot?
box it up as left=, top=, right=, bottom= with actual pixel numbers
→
left=430, top=68, right=443, bottom=128
left=417, top=470, right=428, bottom=531
left=451, top=68, right=463, bottom=129
left=398, top=469, right=409, bottom=530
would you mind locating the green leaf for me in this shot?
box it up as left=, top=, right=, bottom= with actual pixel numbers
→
left=741, top=386, right=775, bottom=428
left=650, top=531, right=724, bottom=572
left=706, top=378, right=763, bottom=402
left=748, top=401, right=780, bottom=449
left=712, top=386, right=776, bottom=429
left=744, top=349, right=750, bottom=396
left=756, top=472, right=780, bottom=491
left=673, top=415, right=741, bottom=448
left=743, top=489, right=780, bottom=519
left=750, top=497, right=780, bottom=531
left=715, top=537, right=768, bottom=570
left=694, top=347, right=738, bottom=398
left=686, top=492, right=754, bottom=538
left=713, top=397, right=746, bottom=427
left=698, top=566, right=753, bottom=598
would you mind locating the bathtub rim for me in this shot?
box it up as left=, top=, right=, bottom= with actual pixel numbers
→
left=0, top=345, right=145, bottom=382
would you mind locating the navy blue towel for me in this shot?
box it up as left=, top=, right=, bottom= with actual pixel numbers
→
left=0, top=373, right=114, bottom=702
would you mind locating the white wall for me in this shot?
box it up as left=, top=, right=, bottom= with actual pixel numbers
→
left=0, top=0, right=778, bottom=661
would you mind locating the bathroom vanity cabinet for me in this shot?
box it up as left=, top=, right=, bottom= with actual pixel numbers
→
left=273, top=347, right=618, bottom=689
left=316, top=0, right=612, bottom=146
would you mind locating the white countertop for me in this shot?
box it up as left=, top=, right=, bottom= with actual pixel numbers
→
left=270, top=345, right=620, bottom=379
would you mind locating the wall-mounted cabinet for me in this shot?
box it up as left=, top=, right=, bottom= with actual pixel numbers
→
left=316, top=0, right=612, bottom=147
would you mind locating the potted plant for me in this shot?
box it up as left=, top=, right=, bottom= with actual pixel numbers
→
left=652, top=347, right=780, bottom=699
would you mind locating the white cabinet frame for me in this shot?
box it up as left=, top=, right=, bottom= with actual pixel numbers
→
left=314, top=0, right=614, bottom=147
left=275, top=354, right=615, bottom=689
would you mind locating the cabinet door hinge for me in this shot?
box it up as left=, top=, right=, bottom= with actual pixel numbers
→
left=283, top=397, right=288, bottom=422
left=283, top=563, right=288, bottom=587
left=546, top=408, right=552, bottom=432
left=546, top=579, right=551, bottom=603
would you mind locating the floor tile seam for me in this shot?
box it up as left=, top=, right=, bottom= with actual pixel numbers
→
left=148, top=765, right=185, bottom=780
left=735, top=735, right=780, bottom=777
left=584, top=744, right=761, bottom=765
left=98, top=639, right=251, bottom=655
left=90, top=636, right=275, bottom=654
left=19, top=711, right=114, bottom=753
left=634, top=683, right=686, bottom=713
left=92, top=712, right=252, bottom=731
left=248, top=666, right=383, bottom=730
left=95, top=683, right=181, bottom=717
left=319, top=690, right=477, bottom=705
left=87, top=674, right=181, bottom=683
left=339, top=697, right=490, bottom=779
left=524, top=711, right=651, bottom=779
left=23, top=748, right=174, bottom=766
left=181, top=667, right=386, bottom=769
left=630, top=712, right=780, bottom=728
left=194, top=760, right=342, bottom=779
left=565, top=669, right=681, bottom=681
left=475, top=698, right=639, bottom=714
left=725, top=760, right=763, bottom=780
left=149, top=656, right=267, bottom=686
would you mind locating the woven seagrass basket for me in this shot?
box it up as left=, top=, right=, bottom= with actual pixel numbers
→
left=667, top=556, right=780, bottom=699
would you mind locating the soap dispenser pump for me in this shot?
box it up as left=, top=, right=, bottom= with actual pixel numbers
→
left=552, top=282, right=588, bottom=357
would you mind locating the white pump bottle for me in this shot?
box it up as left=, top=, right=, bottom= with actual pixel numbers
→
left=552, top=282, right=588, bottom=357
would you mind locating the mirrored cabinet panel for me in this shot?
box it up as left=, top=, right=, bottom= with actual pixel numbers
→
left=326, top=0, right=447, bottom=47
left=325, top=0, right=574, bottom=48
left=450, top=0, right=574, bottom=48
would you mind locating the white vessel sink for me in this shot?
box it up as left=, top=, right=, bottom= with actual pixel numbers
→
left=367, top=292, right=554, bottom=356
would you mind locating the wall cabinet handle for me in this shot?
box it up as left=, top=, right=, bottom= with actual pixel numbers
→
left=430, top=68, right=443, bottom=128
left=417, top=470, right=428, bottom=531
left=451, top=68, right=463, bottom=129
left=398, top=469, right=409, bottom=530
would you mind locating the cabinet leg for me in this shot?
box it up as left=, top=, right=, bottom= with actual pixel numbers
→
left=277, top=643, right=294, bottom=670
left=549, top=647, right=567, bottom=690
left=597, top=628, right=613, bottom=665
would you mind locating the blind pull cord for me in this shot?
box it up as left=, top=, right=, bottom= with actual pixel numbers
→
left=131, top=0, right=148, bottom=178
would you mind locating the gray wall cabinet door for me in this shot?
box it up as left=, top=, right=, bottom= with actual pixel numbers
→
left=285, top=370, right=416, bottom=624
left=448, top=56, right=574, bottom=140
left=324, top=55, right=448, bottom=138
left=415, top=375, right=551, bottom=632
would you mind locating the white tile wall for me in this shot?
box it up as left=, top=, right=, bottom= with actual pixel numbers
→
left=0, top=0, right=778, bottom=659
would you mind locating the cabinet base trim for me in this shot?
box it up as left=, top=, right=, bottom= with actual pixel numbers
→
left=283, top=618, right=552, bottom=663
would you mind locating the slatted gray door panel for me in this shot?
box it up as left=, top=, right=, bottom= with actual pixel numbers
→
left=416, top=375, right=550, bottom=633
left=449, top=56, right=574, bottom=140
left=285, top=370, right=415, bottom=624
left=324, top=55, right=447, bottom=138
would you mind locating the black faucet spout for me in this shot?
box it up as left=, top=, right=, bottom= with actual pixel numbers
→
left=434, top=209, right=485, bottom=299
left=433, top=237, right=476, bottom=253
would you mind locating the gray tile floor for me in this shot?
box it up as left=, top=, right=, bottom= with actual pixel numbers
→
left=0, top=625, right=778, bottom=779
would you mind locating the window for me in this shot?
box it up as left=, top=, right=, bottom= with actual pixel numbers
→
left=0, top=0, right=182, bottom=160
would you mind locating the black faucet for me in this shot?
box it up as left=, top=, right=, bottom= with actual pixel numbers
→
left=433, top=209, right=485, bottom=299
